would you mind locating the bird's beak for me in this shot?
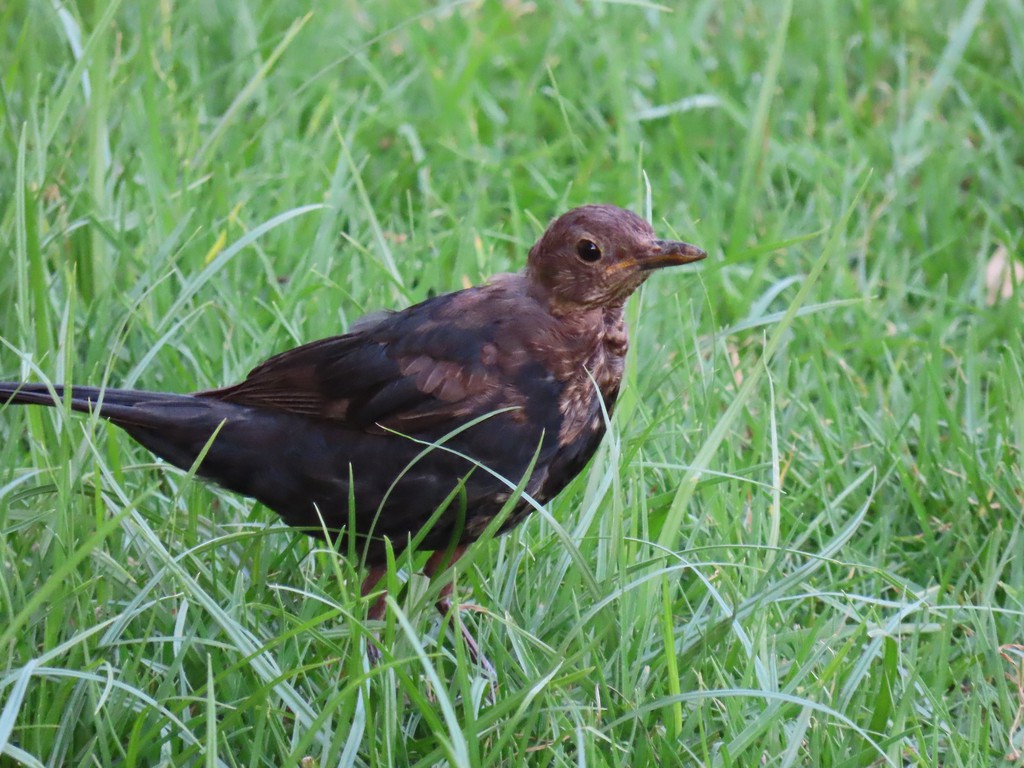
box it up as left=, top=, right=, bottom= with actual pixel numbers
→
left=604, top=238, right=707, bottom=275
left=634, top=239, right=707, bottom=271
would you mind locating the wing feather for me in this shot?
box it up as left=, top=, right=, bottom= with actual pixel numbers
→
left=196, top=282, right=546, bottom=436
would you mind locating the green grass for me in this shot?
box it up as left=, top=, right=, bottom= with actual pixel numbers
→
left=1, top=0, right=1022, bottom=765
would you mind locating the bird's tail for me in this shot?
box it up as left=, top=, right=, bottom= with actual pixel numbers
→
left=0, top=380, right=270, bottom=484
left=1, top=381, right=333, bottom=528
left=0, top=382, right=200, bottom=426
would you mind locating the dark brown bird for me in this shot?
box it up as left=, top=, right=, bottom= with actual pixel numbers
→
left=0, top=204, right=704, bottom=668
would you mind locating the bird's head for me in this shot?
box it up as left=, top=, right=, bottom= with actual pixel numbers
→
left=526, top=205, right=706, bottom=313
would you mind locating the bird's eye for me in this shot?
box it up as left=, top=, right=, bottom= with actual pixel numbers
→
left=575, top=239, right=602, bottom=263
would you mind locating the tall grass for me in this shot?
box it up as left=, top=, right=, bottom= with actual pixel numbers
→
left=1, top=1, right=1022, bottom=765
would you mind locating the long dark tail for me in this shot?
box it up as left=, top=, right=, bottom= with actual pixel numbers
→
left=0, top=382, right=197, bottom=424
left=0, top=381, right=324, bottom=525
left=0, top=381, right=254, bottom=474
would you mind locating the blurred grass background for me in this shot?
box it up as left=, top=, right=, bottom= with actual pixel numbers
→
left=1, top=0, right=1022, bottom=765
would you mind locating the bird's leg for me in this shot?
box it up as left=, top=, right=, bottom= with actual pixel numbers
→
left=361, top=565, right=389, bottom=617
left=361, top=564, right=388, bottom=665
left=423, top=544, right=468, bottom=618
left=424, top=546, right=496, bottom=679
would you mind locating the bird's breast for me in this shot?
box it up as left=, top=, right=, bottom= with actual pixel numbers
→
left=555, top=321, right=627, bottom=446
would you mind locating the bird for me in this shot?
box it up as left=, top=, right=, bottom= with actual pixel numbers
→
left=0, top=204, right=705, bottom=671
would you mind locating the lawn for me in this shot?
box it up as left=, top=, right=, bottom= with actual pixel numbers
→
left=1, top=0, right=1022, bottom=765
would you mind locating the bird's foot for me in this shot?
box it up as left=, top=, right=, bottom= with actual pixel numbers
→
left=363, top=575, right=388, bottom=668
left=364, top=634, right=383, bottom=667
left=436, top=597, right=498, bottom=700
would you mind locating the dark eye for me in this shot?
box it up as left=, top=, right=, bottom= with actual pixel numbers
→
left=575, top=239, right=602, bottom=263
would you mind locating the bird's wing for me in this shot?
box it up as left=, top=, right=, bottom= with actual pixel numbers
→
left=197, top=282, right=551, bottom=435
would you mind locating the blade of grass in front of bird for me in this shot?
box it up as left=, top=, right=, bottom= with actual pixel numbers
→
left=388, top=596, right=472, bottom=768
left=205, top=655, right=217, bottom=768
left=80, top=446, right=335, bottom=755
